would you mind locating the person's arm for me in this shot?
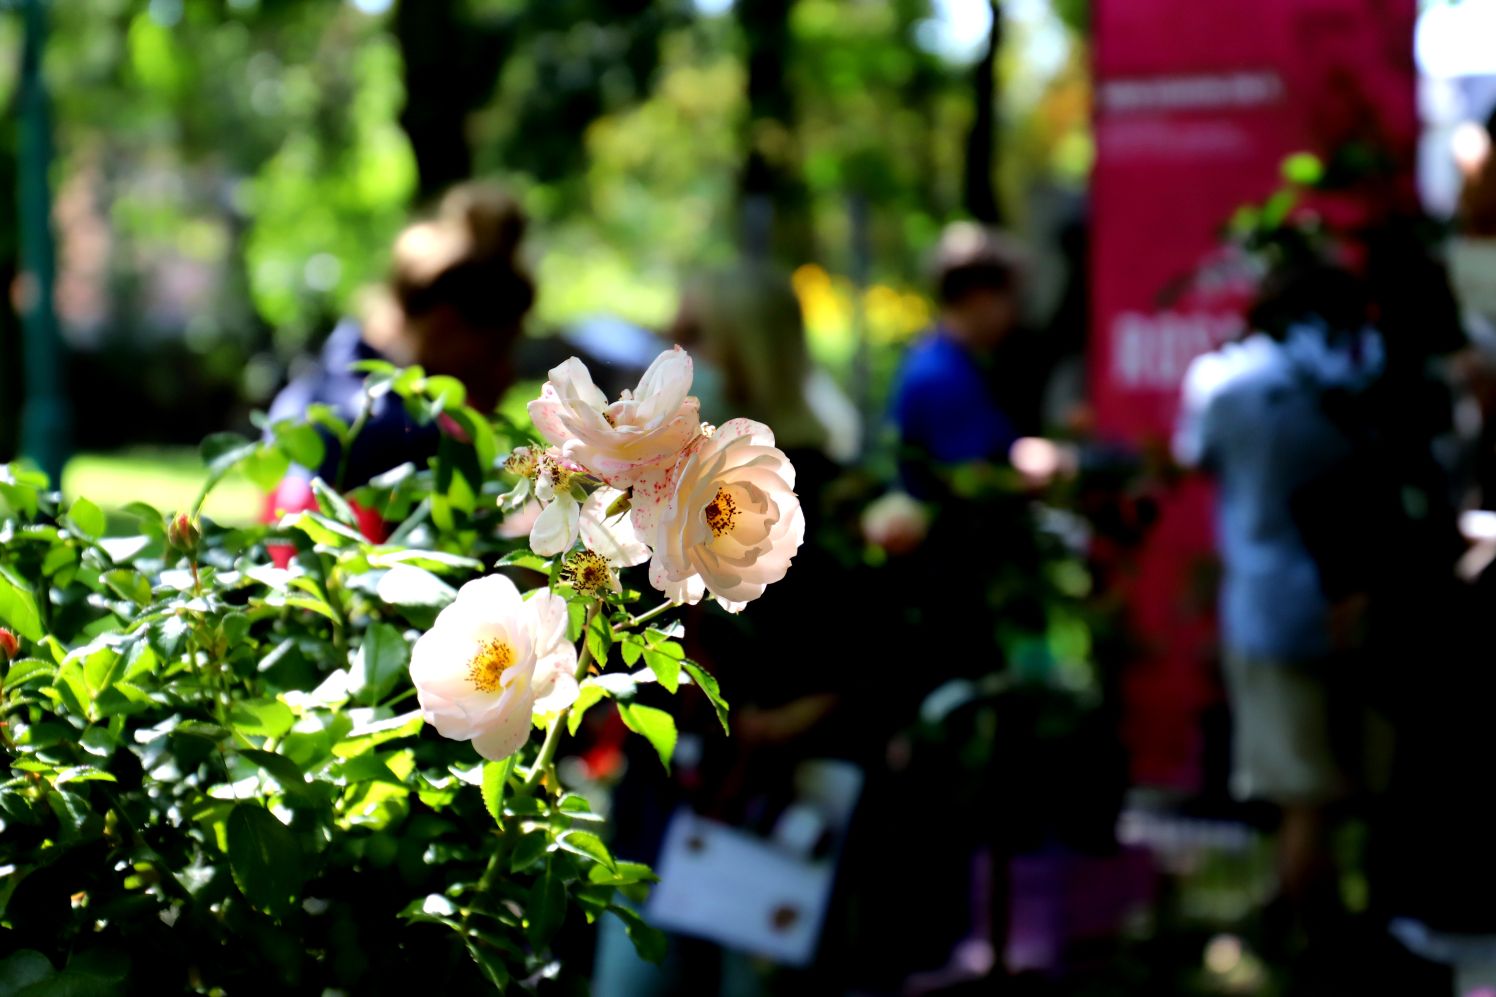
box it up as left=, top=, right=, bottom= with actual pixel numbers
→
left=1174, top=351, right=1226, bottom=471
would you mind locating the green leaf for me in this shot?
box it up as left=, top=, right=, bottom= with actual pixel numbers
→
left=54, top=766, right=117, bottom=786
left=556, top=830, right=616, bottom=871
left=101, top=568, right=151, bottom=606
left=350, top=358, right=399, bottom=378
left=241, top=445, right=291, bottom=493
left=50, top=660, right=91, bottom=720
left=682, top=660, right=730, bottom=735
left=231, top=700, right=296, bottom=740
left=617, top=703, right=676, bottom=773
left=173, top=720, right=231, bottom=742
left=273, top=421, right=327, bottom=470
left=641, top=649, right=679, bottom=694
left=238, top=749, right=316, bottom=804
left=332, top=710, right=423, bottom=759
left=201, top=431, right=258, bottom=476
left=524, top=859, right=566, bottom=948
left=423, top=375, right=466, bottom=410
left=4, top=657, right=55, bottom=688
left=352, top=622, right=410, bottom=706
left=0, top=950, right=55, bottom=992
left=0, top=566, right=43, bottom=641
left=376, top=565, right=456, bottom=612
left=80, top=645, right=123, bottom=701
left=607, top=904, right=667, bottom=964
left=619, top=636, right=643, bottom=667
left=67, top=497, right=106, bottom=539
left=305, top=403, right=351, bottom=444
left=557, top=793, right=599, bottom=816
left=368, top=548, right=482, bottom=572
left=40, top=545, right=78, bottom=578
left=468, top=942, right=510, bottom=992
left=587, top=861, right=659, bottom=887
left=586, top=611, right=611, bottom=669
left=567, top=683, right=609, bottom=737
left=226, top=803, right=304, bottom=918
left=480, top=757, right=514, bottom=826
left=509, top=829, right=548, bottom=873
left=446, top=406, right=498, bottom=470
left=310, top=477, right=359, bottom=527
left=284, top=511, right=365, bottom=547
left=45, top=789, right=101, bottom=844
left=495, top=550, right=551, bottom=573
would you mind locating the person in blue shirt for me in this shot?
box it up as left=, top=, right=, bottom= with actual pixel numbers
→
left=1174, top=261, right=1384, bottom=942
left=892, top=223, right=1037, bottom=497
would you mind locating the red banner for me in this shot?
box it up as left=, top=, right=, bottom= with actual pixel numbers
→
left=1090, top=0, right=1418, bottom=787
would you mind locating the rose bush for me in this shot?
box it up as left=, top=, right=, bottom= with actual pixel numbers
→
left=0, top=349, right=794, bottom=993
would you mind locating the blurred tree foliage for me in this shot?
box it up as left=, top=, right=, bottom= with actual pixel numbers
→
left=0, top=0, right=1089, bottom=455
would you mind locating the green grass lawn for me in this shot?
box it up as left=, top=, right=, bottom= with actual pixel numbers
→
left=61, top=448, right=264, bottom=527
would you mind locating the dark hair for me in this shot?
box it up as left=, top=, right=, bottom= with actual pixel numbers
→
left=391, top=183, right=535, bottom=332
left=939, top=259, right=1017, bottom=304
left=1247, top=262, right=1369, bottom=340
left=931, top=222, right=1027, bottom=305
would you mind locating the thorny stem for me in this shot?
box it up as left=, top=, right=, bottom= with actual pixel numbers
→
left=460, top=836, right=509, bottom=938
left=619, top=600, right=677, bottom=632
left=524, top=601, right=601, bottom=790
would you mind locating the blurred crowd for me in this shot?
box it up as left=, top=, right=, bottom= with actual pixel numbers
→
left=250, top=104, right=1496, bottom=997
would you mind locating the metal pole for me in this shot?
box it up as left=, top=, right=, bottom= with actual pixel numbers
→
left=17, top=0, right=69, bottom=486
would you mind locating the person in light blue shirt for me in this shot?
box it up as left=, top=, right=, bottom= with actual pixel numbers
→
left=1174, top=261, right=1383, bottom=927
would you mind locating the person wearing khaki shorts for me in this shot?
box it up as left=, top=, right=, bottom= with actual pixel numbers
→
left=1174, top=262, right=1386, bottom=950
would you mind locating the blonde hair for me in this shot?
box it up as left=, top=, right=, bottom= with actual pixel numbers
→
left=364, top=182, right=533, bottom=363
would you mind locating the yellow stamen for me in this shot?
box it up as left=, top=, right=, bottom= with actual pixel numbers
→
left=467, top=639, right=515, bottom=693
left=561, top=549, right=613, bottom=597
left=705, top=487, right=739, bottom=538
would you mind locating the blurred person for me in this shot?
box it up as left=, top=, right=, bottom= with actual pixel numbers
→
left=266, top=182, right=533, bottom=502
left=1173, top=262, right=1385, bottom=959
left=1457, top=106, right=1496, bottom=239
left=890, top=222, right=1045, bottom=500
left=592, top=263, right=869, bottom=997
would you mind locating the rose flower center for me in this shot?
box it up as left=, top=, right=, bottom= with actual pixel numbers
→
left=704, top=487, right=740, bottom=538
left=467, top=638, right=516, bottom=693
left=561, top=549, right=612, bottom=596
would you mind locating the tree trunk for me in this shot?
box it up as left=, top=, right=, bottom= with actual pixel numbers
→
left=737, top=0, right=814, bottom=262
left=963, top=1, right=1003, bottom=225
left=392, top=0, right=508, bottom=203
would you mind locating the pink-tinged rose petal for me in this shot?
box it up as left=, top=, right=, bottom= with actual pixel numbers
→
left=646, top=421, right=801, bottom=609
left=526, top=348, right=703, bottom=488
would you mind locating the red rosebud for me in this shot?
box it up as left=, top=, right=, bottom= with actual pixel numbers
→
left=0, top=628, right=18, bottom=662
left=166, top=513, right=201, bottom=554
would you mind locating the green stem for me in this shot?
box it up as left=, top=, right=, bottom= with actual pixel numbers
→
left=619, top=599, right=676, bottom=631
left=460, top=840, right=507, bottom=937
left=524, top=601, right=600, bottom=790
left=313, top=553, right=349, bottom=654
left=0, top=676, right=14, bottom=755
left=335, top=389, right=374, bottom=492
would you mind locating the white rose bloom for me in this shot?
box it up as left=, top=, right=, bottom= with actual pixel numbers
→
left=408, top=575, right=578, bottom=760
left=527, top=348, right=701, bottom=519
left=647, top=418, right=803, bottom=613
